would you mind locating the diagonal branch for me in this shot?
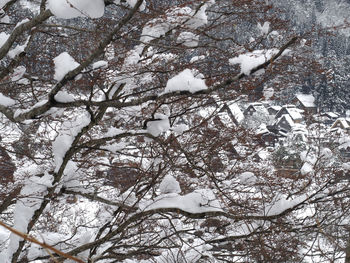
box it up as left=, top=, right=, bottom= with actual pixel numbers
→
left=0, top=220, right=85, bottom=263
left=0, top=9, right=53, bottom=60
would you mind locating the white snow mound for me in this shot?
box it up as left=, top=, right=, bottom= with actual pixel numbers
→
left=53, top=52, right=80, bottom=81
left=48, top=0, right=105, bottom=19
left=164, top=69, right=207, bottom=94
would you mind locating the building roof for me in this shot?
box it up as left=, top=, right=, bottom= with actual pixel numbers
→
left=322, top=112, right=338, bottom=118
left=216, top=111, right=233, bottom=127
left=279, top=114, right=294, bottom=127
left=269, top=105, right=282, bottom=111
left=292, top=124, right=307, bottom=134
left=286, top=108, right=303, bottom=121
left=296, top=94, right=316, bottom=108
left=331, top=118, right=350, bottom=129
left=256, top=123, right=269, bottom=135
left=244, top=102, right=268, bottom=115
left=250, top=102, right=264, bottom=106
left=228, top=103, right=244, bottom=123
left=282, top=104, right=297, bottom=108
left=276, top=106, right=303, bottom=121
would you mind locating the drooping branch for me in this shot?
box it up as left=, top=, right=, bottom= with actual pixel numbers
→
left=0, top=220, right=85, bottom=263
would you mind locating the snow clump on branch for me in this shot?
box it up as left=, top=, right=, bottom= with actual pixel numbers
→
left=146, top=113, right=170, bottom=137
left=140, top=3, right=214, bottom=44
left=163, top=69, right=207, bottom=94
left=0, top=92, right=15, bottom=107
left=48, top=0, right=105, bottom=19
left=159, top=174, right=181, bottom=194
left=229, top=49, right=290, bottom=75
left=53, top=52, right=80, bottom=81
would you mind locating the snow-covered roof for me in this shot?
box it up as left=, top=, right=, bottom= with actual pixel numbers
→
left=198, top=106, right=217, bottom=118
left=292, top=124, right=308, bottom=134
left=296, top=94, right=315, bottom=108
left=332, top=118, right=350, bottom=129
left=245, top=102, right=268, bottom=114
left=256, top=123, right=269, bottom=135
left=330, top=127, right=346, bottom=135
left=209, top=94, right=225, bottom=108
left=275, top=106, right=301, bottom=119
left=276, top=114, right=294, bottom=127
left=278, top=129, right=288, bottom=137
left=216, top=111, right=233, bottom=126
left=269, top=105, right=282, bottom=111
left=256, top=150, right=269, bottom=160
left=322, top=112, right=338, bottom=118
left=282, top=104, right=297, bottom=108
left=282, top=114, right=294, bottom=126
left=228, top=103, right=244, bottom=123
left=286, top=108, right=303, bottom=121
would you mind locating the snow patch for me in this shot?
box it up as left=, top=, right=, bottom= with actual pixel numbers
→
left=164, top=69, right=207, bottom=94
left=146, top=113, right=170, bottom=136
left=0, top=92, right=15, bottom=106
left=6, top=172, right=54, bottom=260
left=92, top=60, right=108, bottom=70
left=0, top=32, right=9, bottom=48
left=230, top=49, right=289, bottom=75
left=238, top=172, right=256, bottom=184
left=123, top=49, right=141, bottom=67
left=14, top=100, right=48, bottom=118
left=48, top=0, right=105, bottom=19
left=300, top=162, right=313, bottom=175
left=0, top=14, right=9, bottom=23
left=142, top=189, right=221, bottom=214
left=185, top=3, right=210, bottom=29
left=125, top=0, right=146, bottom=11
left=171, top=123, right=189, bottom=134
left=8, top=36, right=30, bottom=58
left=11, top=66, right=26, bottom=81
left=52, top=114, right=91, bottom=171
left=0, top=0, right=10, bottom=8
left=53, top=52, right=80, bottom=81
left=257, top=21, right=270, bottom=35
left=54, top=91, right=75, bottom=103
left=140, top=4, right=211, bottom=44
left=0, top=224, right=9, bottom=248
left=265, top=194, right=307, bottom=216
left=159, top=174, right=181, bottom=194
left=105, top=127, right=124, bottom=137
left=190, top=55, right=205, bottom=63
left=343, top=162, right=350, bottom=170
left=177, top=32, right=199, bottom=47
left=61, top=161, right=81, bottom=189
